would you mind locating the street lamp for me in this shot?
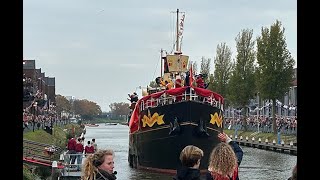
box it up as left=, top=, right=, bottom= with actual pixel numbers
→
left=32, top=102, right=38, bottom=132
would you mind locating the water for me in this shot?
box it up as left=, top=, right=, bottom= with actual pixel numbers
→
left=84, top=123, right=296, bottom=180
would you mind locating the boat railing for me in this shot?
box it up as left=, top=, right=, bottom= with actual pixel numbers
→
left=139, top=88, right=223, bottom=112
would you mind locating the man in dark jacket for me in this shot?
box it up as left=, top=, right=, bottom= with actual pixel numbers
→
left=173, top=145, right=204, bottom=180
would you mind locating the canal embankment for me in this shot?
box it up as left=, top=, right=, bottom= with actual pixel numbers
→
left=23, top=123, right=83, bottom=180
left=224, top=129, right=297, bottom=155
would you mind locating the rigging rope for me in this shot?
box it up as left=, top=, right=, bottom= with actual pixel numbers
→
left=152, top=50, right=160, bottom=82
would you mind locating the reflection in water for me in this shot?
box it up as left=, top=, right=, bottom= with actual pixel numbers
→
left=84, top=124, right=297, bottom=180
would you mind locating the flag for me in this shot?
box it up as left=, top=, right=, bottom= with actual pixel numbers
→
left=189, top=64, right=193, bottom=86
left=178, top=14, right=185, bottom=37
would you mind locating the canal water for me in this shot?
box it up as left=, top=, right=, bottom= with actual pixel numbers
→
left=84, top=123, right=297, bottom=180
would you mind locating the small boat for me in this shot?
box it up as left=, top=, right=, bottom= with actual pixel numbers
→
left=128, top=9, right=224, bottom=174
left=105, top=123, right=118, bottom=126
left=85, top=124, right=99, bottom=127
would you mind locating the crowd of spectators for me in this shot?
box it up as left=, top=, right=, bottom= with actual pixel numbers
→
left=224, top=115, right=297, bottom=135
left=23, top=74, right=59, bottom=133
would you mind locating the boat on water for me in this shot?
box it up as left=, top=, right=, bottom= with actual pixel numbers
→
left=105, top=123, right=118, bottom=126
left=128, top=9, right=224, bottom=174
left=85, top=123, right=99, bottom=127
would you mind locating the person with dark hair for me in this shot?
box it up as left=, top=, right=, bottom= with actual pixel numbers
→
left=128, top=92, right=138, bottom=103
left=165, top=80, right=172, bottom=90
left=173, top=145, right=204, bottom=180
left=288, top=164, right=297, bottom=180
left=185, top=71, right=190, bottom=86
left=75, top=138, right=84, bottom=170
left=66, top=136, right=77, bottom=165
left=85, top=141, right=95, bottom=156
left=82, top=149, right=117, bottom=180
left=91, top=138, right=98, bottom=152
left=196, top=75, right=205, bottom=88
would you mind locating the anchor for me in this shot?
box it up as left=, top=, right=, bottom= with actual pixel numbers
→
left=169, top=117, right=181, bottom=135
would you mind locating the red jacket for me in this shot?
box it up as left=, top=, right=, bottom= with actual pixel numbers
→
left=175, top=79, right=182, bottom=88
left=196, top=77, right=204, bottom=88
left=67, top=138, right=77, bottom=151
left=85, top=145, right=94, bottom=154
left=75, top=143, right=84, bottom=153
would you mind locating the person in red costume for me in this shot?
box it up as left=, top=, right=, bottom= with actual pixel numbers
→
left=196, top=75, right=205, bottom=88
left=175, top=75, right=183, bottom=102
left=84, top=140, right=95, bottom=156
left=67, top=136, right=77, bottom=164
left=75, top=138, right=84, bottom=170
left=175, top=78, right=182, bottom=88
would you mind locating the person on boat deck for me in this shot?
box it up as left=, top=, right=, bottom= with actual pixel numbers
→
left=127, top=92, right=138, bottom=103
left=175, top=75, right=182, bottom=88
left=206, top=132, right=243, bottom=180
left=196, top=75, right=205, bottom=88
left=165, top=80, right=173, bottom=90
left=175, top=75, right=183, bottom=102
left=82, top=149, right=117, bottom=180
left=158, top=77, right=166, bottom=87
left=173, top=145, right=204, bottom=180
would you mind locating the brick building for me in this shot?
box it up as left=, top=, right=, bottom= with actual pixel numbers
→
left=23, top=60, right=56, bottom=109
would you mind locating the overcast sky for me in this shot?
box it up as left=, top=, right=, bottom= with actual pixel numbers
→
left=23, top=0, right=297, bottom=112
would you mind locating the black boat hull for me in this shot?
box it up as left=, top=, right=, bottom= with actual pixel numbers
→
left=128, top=100, right=223, bottom=173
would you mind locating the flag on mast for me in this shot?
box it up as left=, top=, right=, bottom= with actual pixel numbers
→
left=189, top=63, right=193, bottom=86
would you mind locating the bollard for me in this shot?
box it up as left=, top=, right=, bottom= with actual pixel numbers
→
left=235, top=135, right=238, bottom=140
left=257, top=138, right=262, bottom=149
left=264, top=139, right=269, bottom=150
left=246, top=136, right=249, bottom=141
left=230, top=135, right=233, bottom=139
left=272, top=139, right=277, bottom=151
left=59, top=154, right=64, bottom=161
left=51, top=161, right=58, bottom=180
left=281, top=140, right=285, bottom=146
left=240, top=136, right=243, bottom=140
left=251, top=137, right=255, bottom=148
left=290, top=141, right=294, bottom=147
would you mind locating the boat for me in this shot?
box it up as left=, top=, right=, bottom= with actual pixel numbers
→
left=105, top=123, right=118, bottom=126
left=85, top=123, right=99, bottom=127
left=128, top=9, right=224, bottom=174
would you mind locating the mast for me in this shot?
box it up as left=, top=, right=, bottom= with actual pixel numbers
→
left=176, top=9, right=179, bottom=53
left=160, top=49, right=163, bottom=77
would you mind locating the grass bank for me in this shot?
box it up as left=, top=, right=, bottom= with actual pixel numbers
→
left=23, top=123, right=83, bottom=180
left=223, top=129, right=297, bottom=144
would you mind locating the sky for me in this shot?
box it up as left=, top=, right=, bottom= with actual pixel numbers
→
left=23, top=0, right=297, bottom=112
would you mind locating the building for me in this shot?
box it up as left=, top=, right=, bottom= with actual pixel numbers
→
left=224, top=67, right=297, bottom=118
left=23, top=60, right=56, bottom=109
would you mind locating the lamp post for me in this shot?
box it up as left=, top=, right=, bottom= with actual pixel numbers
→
left=32, top=102, right=38, bottom=132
